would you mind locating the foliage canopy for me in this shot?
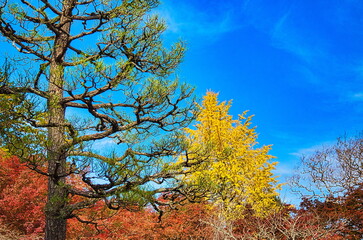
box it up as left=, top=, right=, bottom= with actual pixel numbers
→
left=177, top=92, right=280, bottom=218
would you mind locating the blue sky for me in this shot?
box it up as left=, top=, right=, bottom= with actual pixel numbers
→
left=157, top=0, right=363, bottom=202
left=1, top=0, right=362, bottom=204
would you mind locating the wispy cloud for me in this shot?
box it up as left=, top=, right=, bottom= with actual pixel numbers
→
left=290, top=140, right=335, bottom=157
left=241, top=1, right=331, bottom=87
left=295, top=65, right=321, bottom=85
left=155, top=2, right=241, bottom=40
left=347, top=92, right=363, bottom=102
left=270, top=11, right=328, bottom=66
left=243, top=1, right=363, bottom=105
left=92, top=138, right=116, bottom=152
left=273, top=163, right=295, bottom=176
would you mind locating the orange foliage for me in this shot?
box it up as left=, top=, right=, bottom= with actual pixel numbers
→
left=1, top=150, right=360, bottom=239
left=0, top=150, right=211, bottom=239
left=0, top=150, right=46, bottom=235
left=66, top=201, right=211, bottom=239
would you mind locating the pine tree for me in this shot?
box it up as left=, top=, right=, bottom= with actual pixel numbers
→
left=0, top=1, right=195, bottom=239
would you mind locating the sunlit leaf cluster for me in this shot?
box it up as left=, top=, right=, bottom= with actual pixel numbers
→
left=179, top=92, right=280, bottom=217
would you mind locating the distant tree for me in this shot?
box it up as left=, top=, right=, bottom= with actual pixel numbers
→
left=291, top=135, right=363, bottom=198
left=176, top=92, right=280, bottom=218
left=342, top=184, right=363, bottom=238
left=0, top=1, right=197, bottom=239
left=231, top=205, right=343, bottom=240
left=289, top=135, right=363, bottom=239
left=300, top=184, right=363, bottom=239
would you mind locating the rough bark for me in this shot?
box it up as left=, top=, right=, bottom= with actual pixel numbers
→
left=45, top=1, right=73, bottom=239
left=45, top=63, right=67, bottom=240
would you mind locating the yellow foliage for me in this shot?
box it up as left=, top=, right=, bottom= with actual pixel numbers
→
left=180, top=91, right=281, bottom=218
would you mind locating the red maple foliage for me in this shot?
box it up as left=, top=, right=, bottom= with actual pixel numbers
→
left=0, top=150, right=211, bottom=239
left=300, top=184, right=363, bottom=240
left=0, top=150, right=46, bottom=236
left=3, top=149, right=360, bottom=240
left=65, top=199, right=211, bottom=239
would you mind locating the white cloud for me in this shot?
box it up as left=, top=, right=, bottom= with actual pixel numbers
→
left=155, top=2, right=241, bottom=40
left=92, top=138, right=116, bottom=151
left=350, top=92, right=363, bottom=101
left=270, top=11, right=326, bottom=66
left=273, top=163, right=295, bottom=176
left=344, top=91, right=363, bottom=108
left=290, top=141, right=335, bottom=157
left=295, top=65, right=321, bottom=85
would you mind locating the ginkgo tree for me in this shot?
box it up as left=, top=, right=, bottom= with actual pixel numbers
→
left=178, top=92, right=280, bottom=218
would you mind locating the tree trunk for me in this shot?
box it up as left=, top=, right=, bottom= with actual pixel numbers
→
left=45, top=1, right=74, bottom=239
left=45, top=62, right=68, bottom=240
